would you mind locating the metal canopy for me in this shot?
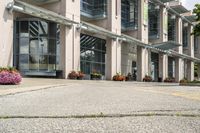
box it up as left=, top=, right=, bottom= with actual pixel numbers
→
left=21, top=0, right=60, bottom=5
left=170, top=5, right=188, bottom=14
left=6, top=0, right=78, bottom=26
left=153, top=41, right=181, bottom=50
left=159, top=0, right=175, bottom=3
left=79, top=21, right=122, bottom=39
left=185, top=15, right=197, bottom=22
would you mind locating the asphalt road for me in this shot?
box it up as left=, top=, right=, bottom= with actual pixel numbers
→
left=0, top=80, right=199, bottom=132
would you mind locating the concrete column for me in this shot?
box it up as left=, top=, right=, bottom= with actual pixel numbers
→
left=60, top=0, right=80, bottom=78
left=158, top=6, right=168, bottom=81
left=187, top=61, right=194, bottom=81
left=175, top=17, right=184, bottom=82
left=186, top=25, right=194, bottom=81
left=0, top=0, right=14, bottom=67
left=105, top=0, right=121, bottom=80
left=159, top=53, right=168, bottom=81
left=136, top=0, right=149, bottom=81
left=106, top=39, right=121, bottom=79
left=137, top=46, right=149, bottom=81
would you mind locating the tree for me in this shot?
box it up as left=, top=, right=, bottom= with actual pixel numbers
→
left=193, top=4, right=200, bottom=36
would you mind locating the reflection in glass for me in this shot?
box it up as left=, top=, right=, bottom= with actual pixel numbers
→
left=19, top=54, right=29, bottom=70
left=39, top=55, right=48, bottom=70
left=30, top=38, right=39, bottom=54
left=39, top=38, right=48, bottom=54
left=29, top=55, right=39, bottom=70
left=15, top=19, right=60, bottom=74
left=49, top=56, right=56, bottom=71
left=30, top=21, right=39, bottom=37
left=20, top=38, right=29, bottom=54
left=39, top=21, right=48, bottom=37
left=80, top=34, right=106, bottom=75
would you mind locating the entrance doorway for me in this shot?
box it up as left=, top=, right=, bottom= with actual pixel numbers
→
left=151, top=52, right=159, bottom=81
left=13, top=19, right=60, bottom=76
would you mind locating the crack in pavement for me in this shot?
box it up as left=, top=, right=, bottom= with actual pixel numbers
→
left=0, top=113, right=199, bottom=119
left=0, top=110, right=200, bottom=119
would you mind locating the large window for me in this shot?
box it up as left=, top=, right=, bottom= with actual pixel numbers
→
left=168, top=57, right=175, bottom=78
left=194, top=35, right=199, bottom=51
left=183, top=24, right=188, bottom=47
left=168, top=14, right=176, bottom=41
left=121, top=0, right=138, bottom=30
left=14, top=19, right=60, bottom=75
left=80, top=34, right=106, bottom=75
left=81, top=0, right=107, bottom=19
left=148, top=1, right=160, bottom=39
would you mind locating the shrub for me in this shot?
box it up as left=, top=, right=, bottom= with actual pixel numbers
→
left=0, top=67, right=22, bottom=85
left=77, top=71, right=85, bottom=80
left=113, top=73, right=125, bottom=81
left=179, top=78, right=188, bottom=84
left=164, top=77, right=175, bottom=83
left=90, top=73, right=102, bottom=80
left=68, top=71, right=78, bottom=79
left=68, top=71, right=85, bottom=80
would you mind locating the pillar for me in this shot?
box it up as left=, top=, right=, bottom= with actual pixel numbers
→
left=0, top=0, right=14, bottom=67
left=186, top=25, right=194, bottom=81
left=175, top=17, right=184, bottom=82
left=60, top=0, right=80, bottom=78
left=105, top=0, right=121, bottom=80
left=158, top=6, right=168, bottom=81
left=137, top=0, right=149, bottom=81
left=159, top=53, right=168, bottom=80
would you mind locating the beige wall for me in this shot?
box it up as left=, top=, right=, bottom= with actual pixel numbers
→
left=0, top=0, right=14, bottom=67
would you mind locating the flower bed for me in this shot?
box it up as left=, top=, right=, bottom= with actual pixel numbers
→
left=164, top=77, right=175, bottom=83
left=90, top=73, right=102, bottom=80
left=68, top=71, right=85, bottom=80
left=0, top=67, right=22, bottom=85
left=143, top=75, right=152, bottom=82
left=113, top=73, right=125, bottom=81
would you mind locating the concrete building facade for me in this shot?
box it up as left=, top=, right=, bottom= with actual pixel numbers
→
left=1, top=0, right=200, bottom=82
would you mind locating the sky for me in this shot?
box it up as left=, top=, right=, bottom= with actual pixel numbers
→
left=181, top=0, right=199, bottom=11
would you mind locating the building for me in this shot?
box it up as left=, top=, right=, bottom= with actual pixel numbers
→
left=1, top=0, right=200, bottom=82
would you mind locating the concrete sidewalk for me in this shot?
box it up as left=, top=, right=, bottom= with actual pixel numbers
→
left=0, top=78, right=179, bottom=96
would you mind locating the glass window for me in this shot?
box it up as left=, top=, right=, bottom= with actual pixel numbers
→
left=148, top=1, right=160, bottom=39
left=39, top=21, right=48, bottom=37
left=30, top=38, right=39, bottom=54
left=30, top=21, right=39, bottom=38
left=14, top=19, right=60, bottom=74
left=80, top=34, right=106, bottom=75
left=39, top=55, right=48, bottom=70
left=183, top=26, right=188, bottom=47
left=29, top=54, right=39, bottom=70
left=20, top=38, right=29, bottom=54
left=39, top=38, right=48, bottom=55
left=19, top=54, right=29, bottom=70
left=20, top=21, right=28, bottom=33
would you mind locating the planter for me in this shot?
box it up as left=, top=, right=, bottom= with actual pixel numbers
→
left=143, top=75, right=152, bottom=82
left=113, top=74, right=125, bottom=81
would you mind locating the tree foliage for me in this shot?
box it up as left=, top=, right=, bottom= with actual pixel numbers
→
left=193, top=4, right=200, bottom=36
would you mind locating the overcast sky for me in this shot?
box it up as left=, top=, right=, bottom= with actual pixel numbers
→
left=181, top=0, right=199, bottom=11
